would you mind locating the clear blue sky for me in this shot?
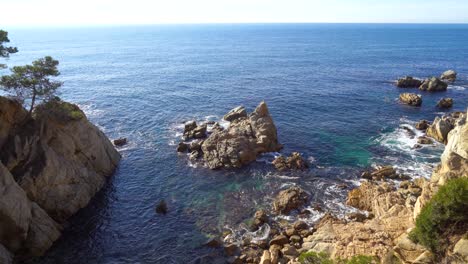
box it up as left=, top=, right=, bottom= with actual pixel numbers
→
left=1, top=0, right=467, bottom=26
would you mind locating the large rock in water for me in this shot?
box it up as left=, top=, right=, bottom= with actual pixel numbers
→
left=396, top=76, right=422, bottom=88
left=201, top=102, right=282, bottom=169
left=440, top=70, right=457, bottom=82
left=419, top=77, right=448, bottom=92
left=0, top=97, right=120, bottom=258
left=399, top=93, right=422, bottom=106
left=272, top=186, right=308, bottom=215
left=426, top=114, right=457, bottom=144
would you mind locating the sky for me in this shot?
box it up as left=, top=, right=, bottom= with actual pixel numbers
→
left=0, top=0, right=467, bottom=26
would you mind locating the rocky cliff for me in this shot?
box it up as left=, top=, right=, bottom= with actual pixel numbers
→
left=0, top=97, right=120, bottom=262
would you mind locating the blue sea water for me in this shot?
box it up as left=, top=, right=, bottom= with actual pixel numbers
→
left=2, top=24, right=468, bottom=263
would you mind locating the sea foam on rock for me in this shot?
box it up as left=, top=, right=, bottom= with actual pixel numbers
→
left=0, top=96, right=120, bottom=261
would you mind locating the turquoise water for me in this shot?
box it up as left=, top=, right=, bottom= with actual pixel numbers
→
left=2, top=24, right=468, bottom=263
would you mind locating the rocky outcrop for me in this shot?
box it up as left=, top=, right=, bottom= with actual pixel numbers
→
left=396, top=76, right=422, bottom=88
left=0, top=97, right=120, bottom=260
left=223, top=106, right=247, bottom=122
left=419, top=77, right=448, bottom=92
left=437, top=97, right=453, bottom=108
left=360, top=165, right=409, bottom=181
left=425, top=113, right=464, bottom=144
left=201, top=102, right=282, bottom=169
left=415, top=120, right=430, bottom=131
left=399, top=93, right=422, bottom=106
left=440, top=70, right=457, bottom=82
left=272, top=186, right=308, bottom=215
left=272, top=152, right=308, bottom=171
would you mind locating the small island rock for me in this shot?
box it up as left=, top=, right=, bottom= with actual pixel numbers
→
left=419, top=77, right=448, bottom=92
left=396, top=76, right=422, bottom=88
left=437, top=98, right=453, bottom=108
left=440, top=70, right=457, bottom=82
left=399, top=93, right=422, bottom=106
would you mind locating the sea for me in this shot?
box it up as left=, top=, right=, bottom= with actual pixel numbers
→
left=2, top=23, right=468, bottom=263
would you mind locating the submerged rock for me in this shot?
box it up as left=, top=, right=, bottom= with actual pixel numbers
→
left=437, top=98, right=453, bottom=108
left=272, top=152, right=308, bottom=171
left=272, top=186, right=308, bottom=215
left=201, top=102, right=282, bottom=169
left=419, top=77, right=448, bottom=92
left=396, top=76, right=422, bottom=88
left=399, top=93, right=422, bottom=106
left=440, top=69, right=457, bottom=82
left=155, top=200, right=168, bottom=214
left=177, top=142, right=189, bottom=152
left=417, top=136, right=433, bottom=145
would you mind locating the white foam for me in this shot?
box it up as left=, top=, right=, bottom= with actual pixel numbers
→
left=448, top=85, right=466, bottom=91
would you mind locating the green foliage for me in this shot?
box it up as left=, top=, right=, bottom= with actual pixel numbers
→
left=0, top=30, right=18, bottom=69
left=0, top=56, right=62, bottom=113
left=298, top=252, right=375, bottom=264
left=409, top=177, right=468, bottom=255
left=35, top=97, right=85, bottom=122
left=299, top=251, right=334, bottom=264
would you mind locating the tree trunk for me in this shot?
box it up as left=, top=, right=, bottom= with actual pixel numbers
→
left=29, top=90, right=36, bottom=114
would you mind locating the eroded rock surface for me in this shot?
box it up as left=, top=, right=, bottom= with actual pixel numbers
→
left=399, top=93, right=422, bottom=106
left=419, top=77, right=448, bottom=92
left=0, top=97, right=120, bottom=259
left=440, top=70, right=457, bottom=82
left=396, top=76, right=422, bottom=88
left=201, top=102, right=282, bottom=169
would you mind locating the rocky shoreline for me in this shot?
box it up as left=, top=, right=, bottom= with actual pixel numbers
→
left=0, top=96, right=121, bottom=263
left=211, top=110, right=467, bottom=264
left=175, top=102, right=467, bottom=264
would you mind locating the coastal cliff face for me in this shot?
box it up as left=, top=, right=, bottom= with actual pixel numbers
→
left=0, top=96, right=120, bottom=261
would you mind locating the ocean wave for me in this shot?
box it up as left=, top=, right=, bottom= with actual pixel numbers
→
left=448, top=85, right=466, bottom=91
left=373, top=117, right=444, bottom=178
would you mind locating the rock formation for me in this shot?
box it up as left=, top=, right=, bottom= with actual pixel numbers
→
left=201, top=102, right=282, bottom=169
left=0, top=96, right=120, bottom=262
left=419, top=77, right=448, bottom=92
left=396, top=76, right=422, bottom=88
left=437, top=97, right=453, bottom=108
left=399, top=93, right=422, bottom=106
left=440, top=70, right=457, bottom=82
left=272, top=152, right=308, bottom=171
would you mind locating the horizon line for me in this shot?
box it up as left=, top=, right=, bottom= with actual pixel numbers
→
left=3, top=21, right=468, bottom=29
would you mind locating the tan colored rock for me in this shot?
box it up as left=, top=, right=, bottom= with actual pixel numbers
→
left=269, top=244, right=281, bottom=264
left=399, top=93, right=422, bottom=106
left=426, top=115, right=455, bottom=144
left=415, top=120, right=430, bottom=131
left=453, top=238, right=468, bottom=262
left=393, top=233, right=427, bottom=263
left=201, top=101, right=282, bottom=169
left=259, top=250, right=271, bottom=264
left=273, top=187, right=308, bottom=215
left=224, top=106, right=247, bottom=122
left=419, top=77, right=448, bottom=91
left=440, top=69, right=457, bottom=82
left=272, top=152, right=308, bottom=171
left=412, top=250, right=434, bottom=263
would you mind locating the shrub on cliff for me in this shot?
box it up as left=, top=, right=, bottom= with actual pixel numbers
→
left=0, top=56, right=62, bottom=113
left=409, top=177, right=468, bottom=255
left=35, top=97, right=85, bottom=122
left=298, top=251, right=376, bottom=264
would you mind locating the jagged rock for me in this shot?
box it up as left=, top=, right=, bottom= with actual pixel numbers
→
left=437, top=98, right=453, bottom=108
left=426, top=115, right=455, bottom=144
left=113, top=137, right=127, bottom=146
left=201, top=102, right=282, bottom=169
left=269, top=235, right=288, bottom=246
left=440, top=70, right=457, bottom=82
left=396, top=76, right=422, bottom=88
left=346, top=212, right=368, bottom=222
left=272, top=187, right=308, bottom=215
left=253, top=210, right=268, bottom=229
left=415, top=120, right=430, bottom=130
left=417, top=136, right=432, bottom=145
left=0, top=97, right=120, bottom=258
left=361, top=166, right=404, bottom=181
left=189, top=150, right=200, bottom=161
left=184, top=121, right=197, bottom=135
left=393, top=233, right=427, bottom=263
left=272, top=152, right=308, bottom=171
left=419, top=77, right=448, bottom=91
left=223, top=106, right=247, bottom=122
left=293, top=221, right=308, bottom=231
left=399, top=93, right=422, bottom=106
left=189, top=140, right=203, bottom=152
left=281, top=244, right=298, bottom=257
left=453, top=238, right=468, bottom=262
left=177, top=142, right=189, bottom=152
left=259, top=250, right=271, bottom=264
